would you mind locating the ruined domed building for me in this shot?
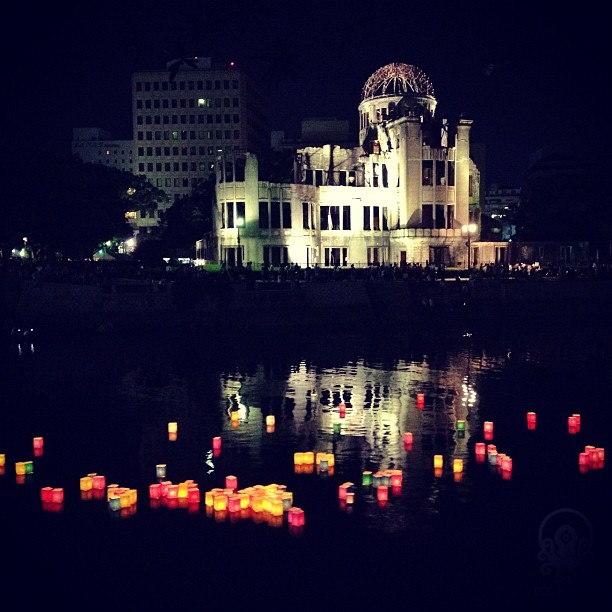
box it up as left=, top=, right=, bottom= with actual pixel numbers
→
left=205, top=62, right=493, bottom=269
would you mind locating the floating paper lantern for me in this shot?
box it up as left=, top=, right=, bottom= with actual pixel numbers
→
left=166, top=484, right=179, bottom=499
left=417, top=393, right=425, bottom=407
left=377, top=486, right=389, bottom=501
left=572, top=413, right=581, bottom=430
left=346, top=491, right=355, bottom=504
left=453, top=459, right=463, bottom=473
left=51, top=488, right=64, bottom=504
left=80, top=476, right=93, bottom=491
left=434, top=455, right=443, bottom=469
left=527, top=412, right=536, bottom=429
left=568, top=416, right=579, bottom=433
left=304, top=451, right=315, bottom=465
left=403, top=432, right=413, bottom=445
left=41, top=487, right=53, bottom=502
left=212, top=436, right=222, bottom=450
left=266, top=415, right=275, bottom=426
left=168, top=422, right=178, bottom=434
left=149, top=483, right=162, bottom=499
left=288, top=507, right=305, bottom=526
left=333, top=422, right=342, bottom=434
left=33, top=437, right=44, bottom=450
left=338, top=403, right=346, bottom=418
left=456, top=420, right=466, bottom=432
left=15, top=462, right=26, bottom=475
left=225, top=475, right=237, bottom=490
left=24, top=461, right=34, bottom=474
left=92, top=475, right=106, bottom=489
left=484, top=421, right=494, bottom=436
left=0, top=454, right=5, bottom=466
left=327, top=453, right=335, bottom=468
left=372, top=472, right=383, bottom=488
left=228, top=494, right=241, bottom=513
left=362, top=471, right=373, bottom=486
left=319, top=457, right=328, bottom=472
left=156, top=464, right=167, bottom=479
left=293, top=452, right=304, bottom=465
left=501, top=456, right=513, bottom=471
left=231, top=410, right=239, bottom=421
left=389, top=471, right=402, bottom=487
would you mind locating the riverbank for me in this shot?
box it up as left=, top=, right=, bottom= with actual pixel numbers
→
left=3, top=275, right=612, bottom=339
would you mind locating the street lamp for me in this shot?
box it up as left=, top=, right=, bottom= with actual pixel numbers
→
left=462, top=223, right=478, bottom=271
left=236, top=217, right=244, bottom=267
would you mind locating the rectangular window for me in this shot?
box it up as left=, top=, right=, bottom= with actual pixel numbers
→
left=259, top=201, right=269, bottom=229
left=435, top=204, right=445, bottom=228
left=270, top=201, right=281, bottom=229
left=422, top=204, right=433, bottom=229
left=422, top=160, right=433, bottom=186
left=236, top=201, right=245, bottom=225
left=282, top=202, right=292, bottom=229
left=446, top=204, right=455, bottom=228
left=436, top=160, right=446, bottom=185
left=302, top=202, right=310, bottom=229
left=315, top=170, right=324, bottom=186
left=330, top=206, right=340, bottom=230
left=373, top=206, right=380, bottom=231
left=320, top=206, right=330, bottom=230
left=382, top=207, right=389, bottom=231
left=342, top=206, right=351, bottom=230
left=363, top=206, right=371, bottom=230
left=226, top=202, right=235, bottom=228
left=324, top=247, right=347, bottom=267
left=448, top=162, right=455, bottom=186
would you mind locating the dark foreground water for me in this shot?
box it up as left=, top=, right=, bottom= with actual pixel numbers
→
left=1, top=324, right=610, bottom=609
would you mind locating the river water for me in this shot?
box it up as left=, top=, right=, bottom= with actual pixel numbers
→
left=1, top=324, right=610, bottom=608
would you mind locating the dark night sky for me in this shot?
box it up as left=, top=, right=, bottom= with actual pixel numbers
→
left=3, top=1, right=608, bottom=187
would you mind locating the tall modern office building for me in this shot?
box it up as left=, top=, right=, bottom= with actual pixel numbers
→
left=130, top=57, right=269, bottom=234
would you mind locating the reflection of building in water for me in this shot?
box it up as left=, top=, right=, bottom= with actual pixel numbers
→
left=216, top=350, right=502, bottom=472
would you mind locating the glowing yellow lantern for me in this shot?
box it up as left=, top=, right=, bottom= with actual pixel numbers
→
left=80, top=476, right=93, bottom=491
left=453, top=459, right=463, bottom=473
left=251, top=494, right=264, bottom=513
left=168, top=422, right=178, bottom=434
left=327, top=453, right=335, bottom=468
left=433, top=455, right=443, bottom=469
left=213, top=493, right=228, bottom=512
left=0, top=454, right=5, bottom=467
left=270, top=497, right=284, bottom=516
left=266, top=415, right=275, bottom=426
left=15, top=462, right=26, bottom=475
left=231, top=410, right=239, bottom=422
left=178, top=482, right=189, bottom=498
left=239, top=493, right=250, bottom=509
left=294, top=452, right=305, bottom=465
left=304, top=452, right=315, bottom=465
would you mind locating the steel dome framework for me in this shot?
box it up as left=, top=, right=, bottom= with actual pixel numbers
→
left=361, top=62, right=435, bottom=100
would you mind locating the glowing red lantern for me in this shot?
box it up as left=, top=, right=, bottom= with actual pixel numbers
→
left=417, top=393, right=425, bottom=408
left=527, top=412, right=536, bottom=429
left=41, top=487, right=53, bottom=502
left=338, top=403, right=346, bottom=418
left=225, top=475, right=237, bottom=490
left=212, top=436, right=222, bottom=450
left=403, top=432, right=413, bottom=445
